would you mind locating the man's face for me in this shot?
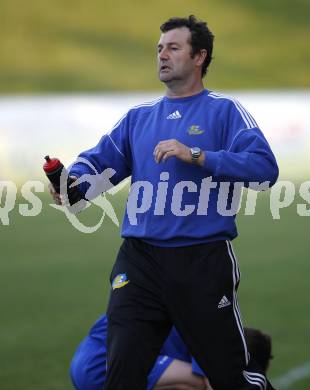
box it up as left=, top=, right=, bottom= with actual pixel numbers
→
left=157, top=27, right=197, bottom=83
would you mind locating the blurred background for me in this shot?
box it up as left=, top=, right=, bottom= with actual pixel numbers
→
left=0, top=1, right=309, bottom=389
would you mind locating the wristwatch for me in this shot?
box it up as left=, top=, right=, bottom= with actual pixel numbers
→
left=190, top=147, right=202, bottom=164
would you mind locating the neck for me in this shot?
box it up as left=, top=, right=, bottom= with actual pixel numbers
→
left=165, top=77, right=205, bottom=99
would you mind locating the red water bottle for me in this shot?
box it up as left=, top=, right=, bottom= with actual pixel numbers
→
left=43, top=156, right=84, bottom=206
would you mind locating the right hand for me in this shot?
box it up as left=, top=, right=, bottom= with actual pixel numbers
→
left=48, top=183, right=62, bottom=205
left=48, top=175, right=78, bottom=205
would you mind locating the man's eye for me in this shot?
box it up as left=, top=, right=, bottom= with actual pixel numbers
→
left=171, top=47, right=178, bottom=50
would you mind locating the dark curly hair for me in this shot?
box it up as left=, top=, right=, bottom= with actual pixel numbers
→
left=160, top=15, right=214, bottom=78
left=244, top=328, right=273, bottom=373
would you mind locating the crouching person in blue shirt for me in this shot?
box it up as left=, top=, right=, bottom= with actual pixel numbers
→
left=70, top=314, right=273, bottom=390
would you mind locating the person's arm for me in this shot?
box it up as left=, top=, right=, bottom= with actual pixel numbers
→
left=153, top=359, right=212, bottom=390
left=69, top=112, right=133, bottom=199
left=201, top=128, right=279, bottom=185
left=149, top=329, right=208, bottom=390
left=151, top=328, right=213, bottom=390
left=202, top=97, right=279, bottom=185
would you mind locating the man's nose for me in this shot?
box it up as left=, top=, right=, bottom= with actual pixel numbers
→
left=159, top=48, right=169, bottom=60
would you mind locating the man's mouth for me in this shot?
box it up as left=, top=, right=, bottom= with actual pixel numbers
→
left=160, top=65, right=170, bottom=72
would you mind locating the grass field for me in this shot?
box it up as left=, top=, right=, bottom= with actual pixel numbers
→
left=1, top=1, right=309, bottom=388
left=0, top=0, right=309, bottom=92
left=0, top=188, right=309, bottom=389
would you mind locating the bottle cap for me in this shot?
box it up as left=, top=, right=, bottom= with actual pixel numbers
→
left=43, top=156, right=62, bottom=173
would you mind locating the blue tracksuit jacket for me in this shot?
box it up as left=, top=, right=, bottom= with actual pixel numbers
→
left=70, top=89, right=278, bottom=247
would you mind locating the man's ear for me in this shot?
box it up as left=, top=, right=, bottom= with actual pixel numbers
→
left=196, top=49, right=207, bottom=67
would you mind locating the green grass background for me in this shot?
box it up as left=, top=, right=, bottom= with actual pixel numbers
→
left=1, top=0, right=309, bottom=388
left=0, top=0, right=309, bottom=92
left=0, top=188, right=309, bottom=389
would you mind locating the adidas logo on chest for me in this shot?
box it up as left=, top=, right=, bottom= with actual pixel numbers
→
left=166, top=110, right=182, bottom=120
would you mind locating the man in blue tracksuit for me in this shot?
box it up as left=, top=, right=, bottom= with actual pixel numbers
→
left=53, top=15, right=279, bottom=390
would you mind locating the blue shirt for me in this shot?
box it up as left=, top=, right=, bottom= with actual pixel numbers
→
left=70, top=89, right=278, bottom=247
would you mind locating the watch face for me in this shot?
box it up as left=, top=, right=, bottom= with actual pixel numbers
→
left=192, top=147, right=201, bottom=155
left=191, top=147, right=201, bottom=158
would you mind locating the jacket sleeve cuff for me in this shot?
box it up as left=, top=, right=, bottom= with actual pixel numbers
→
left=68, top=164, right=91, bottom=197
left=202, top=150, right=222, bottom=176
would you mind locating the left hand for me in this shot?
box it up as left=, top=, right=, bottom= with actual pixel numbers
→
left=154, top=139, right=191, bottom=164
left=153, top=139, right=205, bottom=166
